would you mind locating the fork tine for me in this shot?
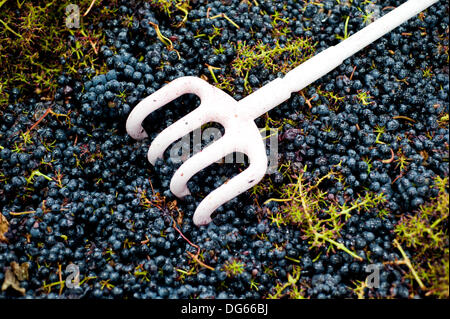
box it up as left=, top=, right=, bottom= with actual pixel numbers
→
left=126, top=76, right=215, bottom=140
left=192, top=144, right=268, bottom=226
left=170, top=135, right=234, bottom=198
left=147, top=108, right=209, bottom=165
left=190, top=134, right=268, bottom=225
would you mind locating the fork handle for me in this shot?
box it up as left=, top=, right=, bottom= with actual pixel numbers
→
left=242, top=0, right=439, bottom=120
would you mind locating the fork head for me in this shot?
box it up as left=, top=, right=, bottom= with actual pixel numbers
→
left=126, top=76, right=268, bottom=226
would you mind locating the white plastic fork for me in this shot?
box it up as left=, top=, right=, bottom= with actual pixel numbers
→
left=126, top=0, right=439, bottom=226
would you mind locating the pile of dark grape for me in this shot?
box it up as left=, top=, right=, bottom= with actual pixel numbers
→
left=0, top=0, right=448, bottom=299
